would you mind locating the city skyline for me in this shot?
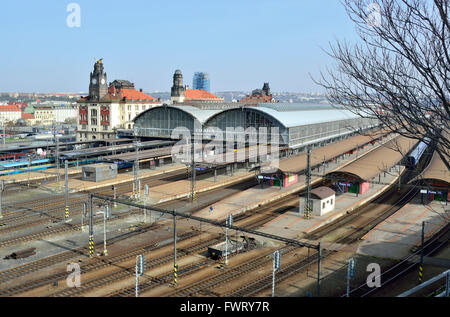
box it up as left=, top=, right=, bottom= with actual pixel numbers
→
left=0, top=1, right=358, bottom=93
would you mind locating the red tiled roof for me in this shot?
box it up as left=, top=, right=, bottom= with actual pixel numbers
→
left=0, top=105, right=22, bottom=112
left=184, top=89, right=223, bottom=100
left=78, top=87, right=157, bottom=103
left=21, top=112, right=34, bottom=119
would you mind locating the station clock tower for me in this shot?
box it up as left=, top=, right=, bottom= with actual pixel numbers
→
left=89, top=58, right=108, bottom=101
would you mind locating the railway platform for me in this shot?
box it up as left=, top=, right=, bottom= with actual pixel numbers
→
left=0, top=166, right=82, bottom=185
left=258, top=165, right=404, bottom=240
left=42, top=163, right=186, bottom=193
left=143, top=169, right=256, bottom=205
left=192, top=142, right=403, bottom=241
left=357, top=197, right=449, bottom=260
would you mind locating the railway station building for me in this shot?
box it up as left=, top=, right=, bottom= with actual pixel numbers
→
left=133, top=104, right=378, bottom=150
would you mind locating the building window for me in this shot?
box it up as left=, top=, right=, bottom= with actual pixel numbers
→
left=91, top=109, right=97, bottom=117
left=103, top=125, right=108, bottom=131
left=127, top=105, right=131, bottom=111
left=142, top=105, right=146, bottom=111
left=91, top=118, right=97, bottom=125
left=331, top=198, right=333, bottom=205
left=322, top=202, right=325, bottom=209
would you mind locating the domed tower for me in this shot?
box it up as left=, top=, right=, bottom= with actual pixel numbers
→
left=171, top=69, right=185, bottom=103
left=89, top=59, right=108, bottom=101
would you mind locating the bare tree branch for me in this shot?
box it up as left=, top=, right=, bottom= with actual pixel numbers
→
left=314, top=0, right=450, bottom=169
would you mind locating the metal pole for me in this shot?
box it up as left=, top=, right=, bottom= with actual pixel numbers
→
left=317, top=242, right=321, bottom=297
left=113, top=185, right=117, bottom=207
left=64, top=160, right=69, bottom=221
left=225, top=218, right=229, bottom=266
left=173, top=211, right=178, bottom=285
left=305, top=146, right=312, bottom=219
left=134, top=141, right=140, bottom=199
left=419, top=221, right=425, bottom=283
left=88, top=194, right=94, bottom=258
left=81, top=202, right=86, bottom=231
left=103, top=207, right=107, bottom=256
left=135, top=256, right=139, bottom=297
left=191, top=139, right=196, bottom=202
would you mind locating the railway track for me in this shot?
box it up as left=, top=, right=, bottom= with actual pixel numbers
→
left=0, top=222, right=177, bottom=296
left=99, top=197, right=300, bottom=298
left=49, top=233, right=225, bottom=297
left=0, top=167, right=211, bottom=227
left=170, top=163, right=429, bottom=297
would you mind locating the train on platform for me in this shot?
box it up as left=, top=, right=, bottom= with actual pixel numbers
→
left=0, top=158, right=95, bottom=176
left=405, top=138, right=429, bottom=169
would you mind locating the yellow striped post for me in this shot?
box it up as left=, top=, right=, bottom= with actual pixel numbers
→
left=65, top=206, right=69, bottom=219
left=89, top=235, right=94, bottom=258
left=419, top=265, right=423, bottom=283
left=174, top=264, right=178, bottom=285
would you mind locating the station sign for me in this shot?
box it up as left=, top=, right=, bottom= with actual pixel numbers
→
left=420, top=189, right=443, bottom=195
left=338, top=182, right=353, bottom=187
left=258, top=175, right=276, bottom=180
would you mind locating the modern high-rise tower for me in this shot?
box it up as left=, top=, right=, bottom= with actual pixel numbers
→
left=192, top=72, right=210, bottom=92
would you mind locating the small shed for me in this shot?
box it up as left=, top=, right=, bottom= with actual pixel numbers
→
left=82, top=163, right=118, bottom=182
left=300, top=186, right=336, bottom=217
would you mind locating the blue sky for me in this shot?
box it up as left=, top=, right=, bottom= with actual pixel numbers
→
left=0, top=1, right=358, bottom=93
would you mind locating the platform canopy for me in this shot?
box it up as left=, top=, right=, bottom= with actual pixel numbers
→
left=411, top=151, right=450, bottom=187
left=326, top=135, right=419, bottom=182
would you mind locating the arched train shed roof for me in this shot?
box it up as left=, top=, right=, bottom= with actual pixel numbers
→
left=203, top=106, right=360, bottom=129
left=133, top=104, right=221, bottom=125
